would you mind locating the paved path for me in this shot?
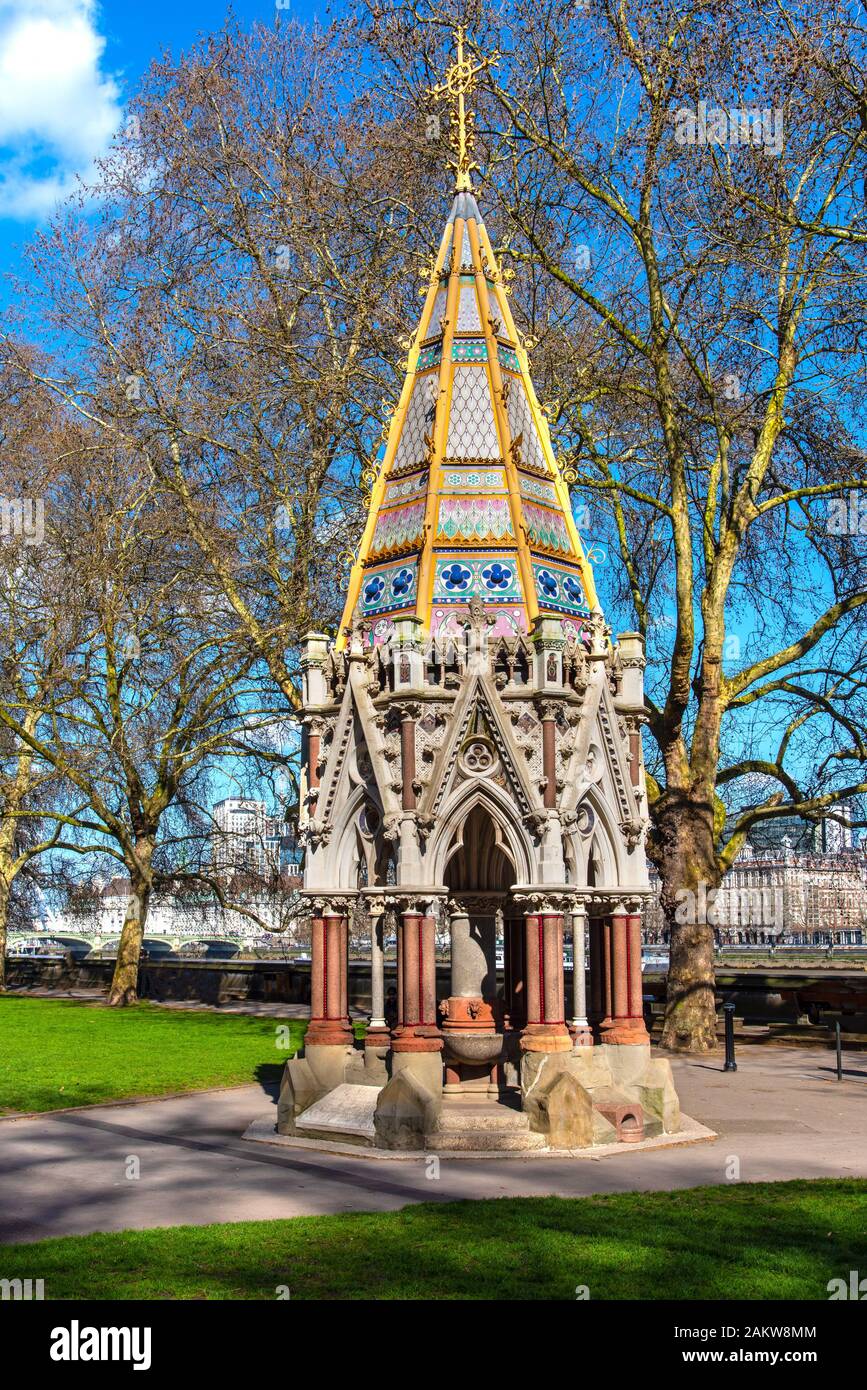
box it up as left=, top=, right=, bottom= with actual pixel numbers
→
left=7, top=986, right=367, bottom=1019
left=1, top=1045, right=865, bottom=1244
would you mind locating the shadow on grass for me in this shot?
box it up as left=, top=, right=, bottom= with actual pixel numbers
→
left=2, top=1181, right=865, bottom=1301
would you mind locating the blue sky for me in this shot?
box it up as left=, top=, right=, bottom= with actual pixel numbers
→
left=0, top=0, right=324, bottom=294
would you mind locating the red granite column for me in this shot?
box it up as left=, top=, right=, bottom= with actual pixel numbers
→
left=400, top=710, right=417, bottom=812
left=392, top=908, right=442, bottom=1054
left=602, top=911, right=649, bottom=1045
left=541, top=713, right=557, bottom=809
left=520, top=909, right=572, bottom=1053
left=306, top=911, right=352, bottom=1046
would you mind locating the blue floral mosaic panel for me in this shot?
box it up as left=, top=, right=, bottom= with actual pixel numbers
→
left=533, top=562, right=590, bottom=616
left=360, top=560, right=418, bottom=616
left=433, top=554, right=523, bottom=603
left=498, top=347, right=521, bottom=373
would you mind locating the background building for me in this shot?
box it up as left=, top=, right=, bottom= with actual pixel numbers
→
left=211, top=797, right=290, bottom=879
left=644, top=804, right=867, bottom=945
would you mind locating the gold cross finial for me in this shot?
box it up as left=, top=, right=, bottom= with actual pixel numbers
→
left=429, top=27, right=498, bottom=192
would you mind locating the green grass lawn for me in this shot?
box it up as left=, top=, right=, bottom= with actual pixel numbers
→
left=1, top=1181, right=864, bottom=1299
left=0, top=996, right=311, bottom=1114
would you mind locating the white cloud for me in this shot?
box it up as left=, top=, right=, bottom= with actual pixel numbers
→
left=0, top=0, right=122, bottom=219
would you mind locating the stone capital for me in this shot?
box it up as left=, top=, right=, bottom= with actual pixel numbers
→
left=305, top=892, right=356, bottom=916
left=510, top=888, right=577, bottom=915
left=447, top=892, right=502, bottom=918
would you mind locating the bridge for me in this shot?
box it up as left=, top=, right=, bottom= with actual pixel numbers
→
left=5, top=929, right=280, bottom=958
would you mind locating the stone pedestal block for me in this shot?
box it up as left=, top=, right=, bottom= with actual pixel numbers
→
left=598, top=1040, right=652, bottom=1088
left=635, top=1057, right=681, bottom=1133
left=374, top=1070, right=440, bottom=1150
left=276, top=1057, right=316, bottom=1135
left=391, top=1047, right=444, bottom=1099
left=532, top=1071, right=595, bottom=1148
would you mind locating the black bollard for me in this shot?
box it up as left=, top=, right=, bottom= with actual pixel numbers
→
left=723, top=1001, right=737, bottom=1072
left=835, top=1021, right=843, bottom=1082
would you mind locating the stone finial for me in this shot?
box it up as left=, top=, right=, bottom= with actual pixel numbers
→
left=301, top=632, right=331, bottom=706
left=616, top=631, right=646, bottom=709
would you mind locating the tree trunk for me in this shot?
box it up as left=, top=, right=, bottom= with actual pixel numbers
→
left=0, top=874, right=9, bottom=993
left=655, top=800, right=720, bottom=1052
left=108, top=838, right=154, bottom=1007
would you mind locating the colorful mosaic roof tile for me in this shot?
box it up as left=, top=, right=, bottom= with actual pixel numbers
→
left=423, top=287, right=448, bottom=342
left=441, top=468, right=506, bottom=491
left=392, top=376, right=437, bottom=472
left=456, top=282, right=483, bottom=333
left=337, top=183, right=599, bottom=643
left=520, top=475, right=559, bottom=505
left=370, top=499, right=426, bottom=557
left=446, top=367, right=500, bottom=459
left=506, top=378, right=549, bottom=475
left=436, top=494, right=513, bottom=542
left=523, top=501, right=572, bottom=553
left=360, top=559, right=419, bottom=615
left=430, top=604, right=527, bottom=640
left=384, top=470, right=429, bottom=505
left=416, top=344, right=442, bottom=371
left=452, top=339, right=488, bottom=363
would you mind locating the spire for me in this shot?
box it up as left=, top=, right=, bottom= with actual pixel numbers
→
left=429, top=26, right=498, bottom=193
left=337, top=40, right=600, bottom=651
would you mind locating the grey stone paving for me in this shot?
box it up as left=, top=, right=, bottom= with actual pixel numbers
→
left=0, top=1045, right=864, bottom=1245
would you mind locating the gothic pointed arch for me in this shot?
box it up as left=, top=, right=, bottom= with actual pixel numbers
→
left=428, top=778, right=534, bottom=884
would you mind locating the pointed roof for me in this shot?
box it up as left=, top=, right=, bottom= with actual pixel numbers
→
left=338, top=45, right=599, bottom=649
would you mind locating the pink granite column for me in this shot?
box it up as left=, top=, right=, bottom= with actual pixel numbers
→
left=602, top=911, right=649, bottom=1045
left=520, top=910, right=572, bottom=1053
left=306, top=912, right=352, bottom=1047
left=392, top=908, right=442, bottom=1055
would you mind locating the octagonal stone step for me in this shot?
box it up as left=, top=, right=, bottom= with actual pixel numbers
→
left=424, top=1097, right=547, bottom=1151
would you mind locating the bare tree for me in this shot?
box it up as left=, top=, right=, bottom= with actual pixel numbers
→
left=0, top=412, right=278, bottom=1003
left=0, top=366, right=90, bottom=988
left=14, top=16, right=448, bottom=709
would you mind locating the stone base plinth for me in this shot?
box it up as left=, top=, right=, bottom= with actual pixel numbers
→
left=304, top=1019, right=353, bottom=1047
left=600, top=1019, right=650, bottom=1046
left=519, top=1042, right=681, bottom=1143
left=519, top=1023, right=572, bottom=1054
left=390, top=1046, right=444, bottom=1099
left=391, top=1025, right=443, bottom=1054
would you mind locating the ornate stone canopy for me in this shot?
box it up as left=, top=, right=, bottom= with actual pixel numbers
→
left=273, top=32, right=683, bottom=1157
